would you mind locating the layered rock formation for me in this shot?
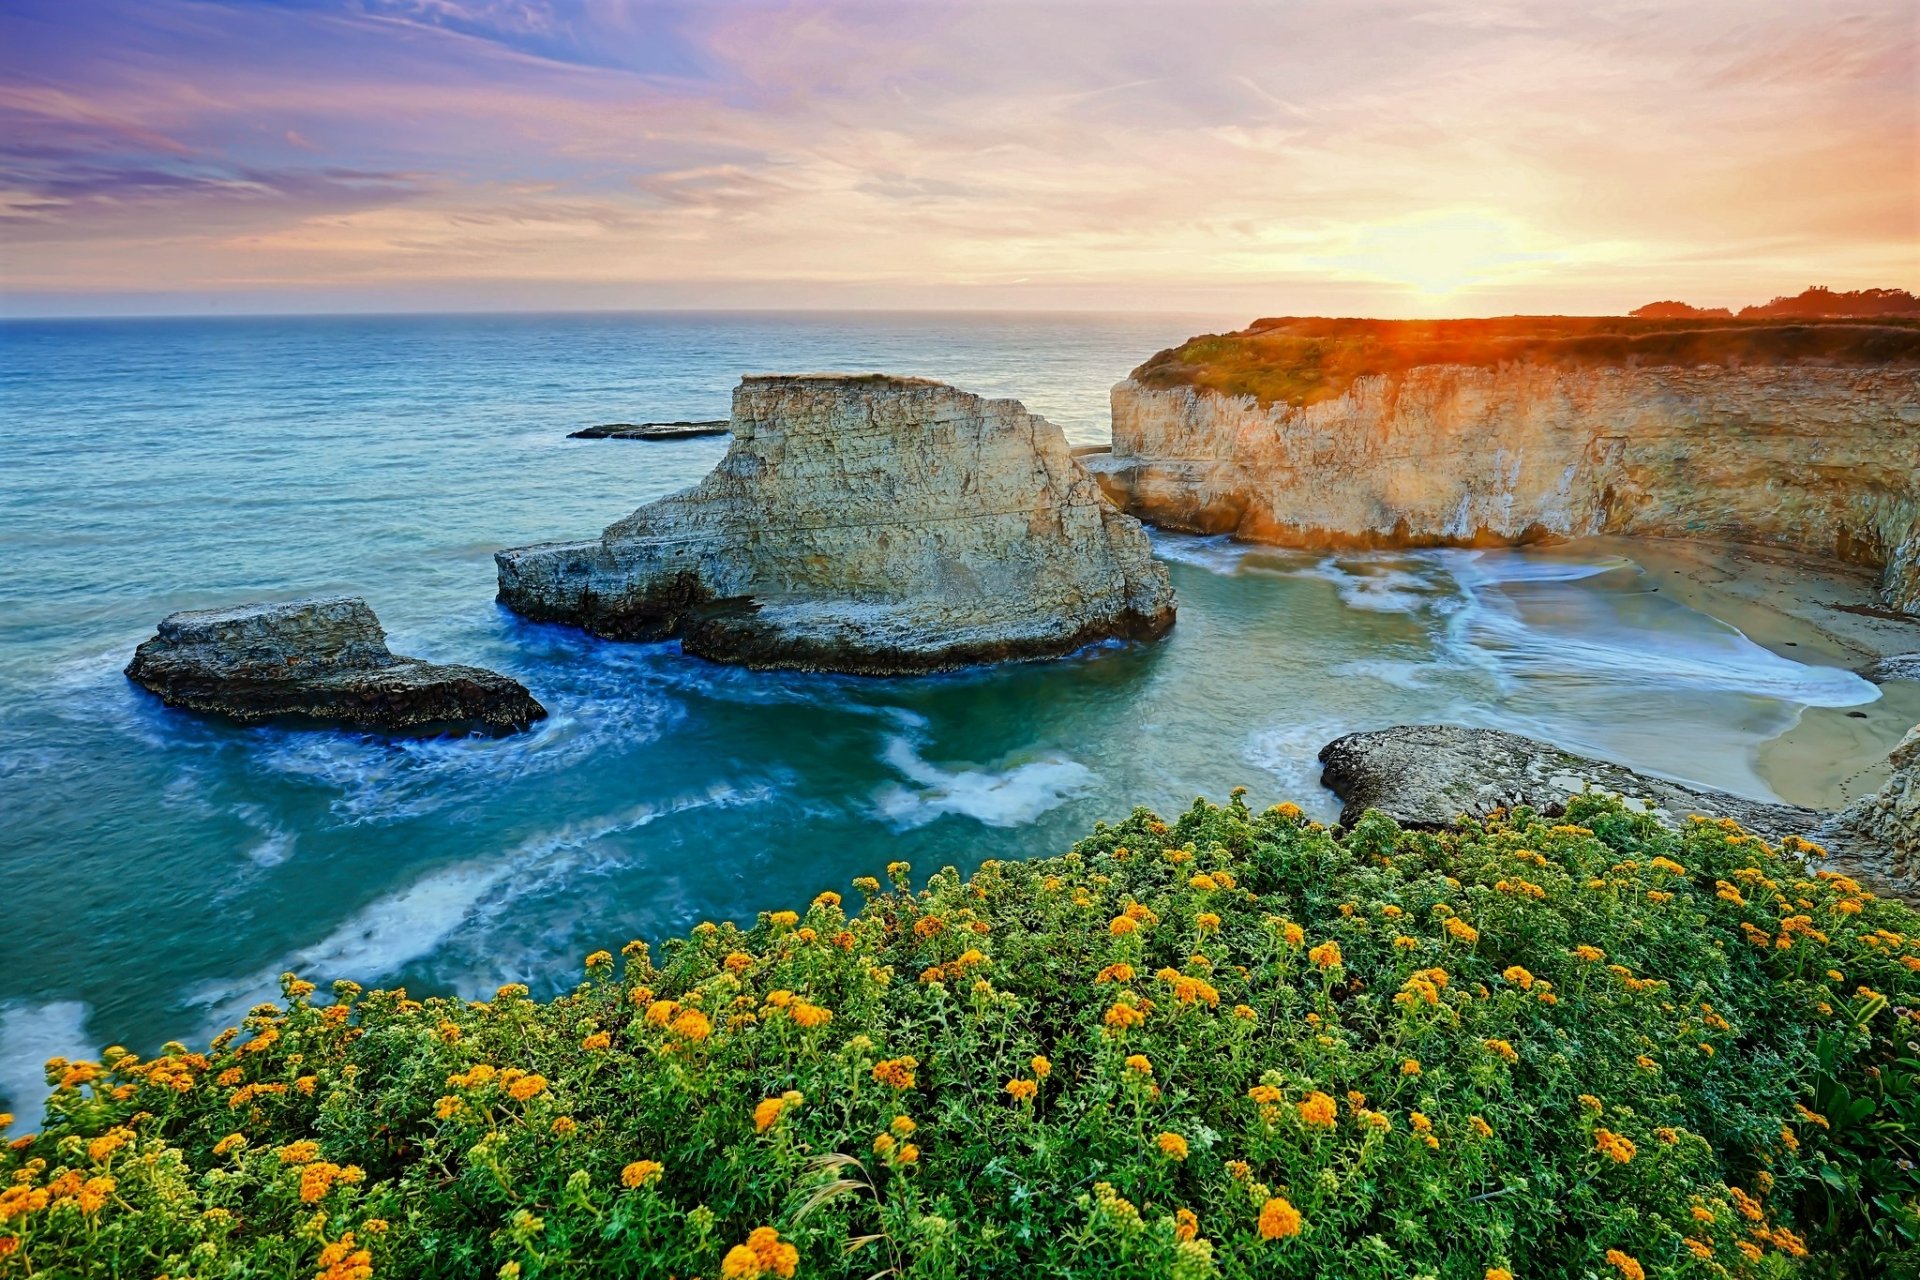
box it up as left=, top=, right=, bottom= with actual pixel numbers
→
left=1318, top=723, right=1919, bottom=903
left=497, top=374, right=1175, bottom=674
left=1088, top=323, right=1920, bottom=612
left=127, top=597, right=545, bottom=735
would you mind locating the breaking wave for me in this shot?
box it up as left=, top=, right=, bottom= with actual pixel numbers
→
left=873, top=735, right=1095, bottom=829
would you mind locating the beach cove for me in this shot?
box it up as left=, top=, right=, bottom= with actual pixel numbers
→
left=2, top=310, right=1915, bottom=1113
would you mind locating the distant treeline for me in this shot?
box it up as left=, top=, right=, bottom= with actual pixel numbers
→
left=1632, top=286, right=1920, bottom=320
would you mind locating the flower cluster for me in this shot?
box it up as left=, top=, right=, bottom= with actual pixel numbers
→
left=3, top=793, right=1916, bottom=1278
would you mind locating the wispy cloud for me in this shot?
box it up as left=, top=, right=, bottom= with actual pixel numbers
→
left=0, top=0, right=1911, bottom=314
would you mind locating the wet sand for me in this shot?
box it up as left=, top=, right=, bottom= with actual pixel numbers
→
left=1571, top=536, right=1920, bottom=810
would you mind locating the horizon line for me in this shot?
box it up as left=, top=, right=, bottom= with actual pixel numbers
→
left=2, top=303, right=1853, bottom=324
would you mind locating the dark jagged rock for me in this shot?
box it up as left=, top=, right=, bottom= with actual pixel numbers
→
left=126, top=597, right=545, bottom=735
left=499, top=375, right=1175, bottom=675
left=568, top=421, right=730, bottom=440
left=1317, top=723, right=1919, bottom=903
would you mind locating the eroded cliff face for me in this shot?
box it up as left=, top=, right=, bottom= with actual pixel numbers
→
left=1088, top=365, right=1920, bottom=612
left=497, top=375, right=1175, bottom=674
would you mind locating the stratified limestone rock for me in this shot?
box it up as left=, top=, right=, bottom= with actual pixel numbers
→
left=1822, top=725, right=1920, bottom=894
left=497, top=374, right=1175, bottom=674
left=1090, top=362, right=1920, bottom=613
left=126, top=597, right=545, bottom=735
left=1317, top=724, right=1917, bottom=902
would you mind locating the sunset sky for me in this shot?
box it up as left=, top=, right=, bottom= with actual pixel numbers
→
left=1, top=0, right=1913, bottom=317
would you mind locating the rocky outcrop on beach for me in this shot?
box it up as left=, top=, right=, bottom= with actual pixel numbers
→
left=1317, top=724, right=1822, bottom=840
left=1089, top=327, right=1920, bottom=613
left=1822, top=725, right=1920, bottom=895
left=497, top=374, right=1175, bottom=674
left=1865, top=654, right=1920, bottom=683
left=126, top=597, right=545, bottom=734
left=568, top=421, right=729, bottom=440
left=1318, top=723, right=1919, bottom=902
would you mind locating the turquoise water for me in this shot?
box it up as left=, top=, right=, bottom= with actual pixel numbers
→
left=0, top=311, right=1880, bottom=1113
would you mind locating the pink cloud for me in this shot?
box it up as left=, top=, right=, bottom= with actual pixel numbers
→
left=0, top=0, right=1911, bottom=313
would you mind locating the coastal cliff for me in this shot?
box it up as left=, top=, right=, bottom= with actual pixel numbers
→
left=1087, top=319, right=1920, bottom=612
left=498, top=374, right=1175, bottom=673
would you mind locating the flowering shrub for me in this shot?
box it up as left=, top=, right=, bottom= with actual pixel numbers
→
left=3, top=793, right=1917, bottom=1278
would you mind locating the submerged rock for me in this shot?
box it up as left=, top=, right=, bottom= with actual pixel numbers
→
left=126, top=597, right=545, bottom=735
left=1317, top=723, right=1920, bottom=902
left=498, top=374, right=1175, bottom=674
left=568, top=421, right=729, bottom=440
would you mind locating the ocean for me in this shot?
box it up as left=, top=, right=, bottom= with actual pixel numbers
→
left=0, top=310, right=1881, bottom=1113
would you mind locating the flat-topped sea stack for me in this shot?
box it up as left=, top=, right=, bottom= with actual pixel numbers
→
left=497, top=374, right=1176, bottom=674
left=126, top=597, right=545, bottom=735
left=1086, top=316, right=1920, bottom=613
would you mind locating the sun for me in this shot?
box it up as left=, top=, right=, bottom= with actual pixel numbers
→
left=1311, top=211, right=1562, bottom=300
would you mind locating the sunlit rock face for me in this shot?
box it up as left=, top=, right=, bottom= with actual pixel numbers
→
left=497, top=374, right=1176, bottom=674
left=1087, top=366, right=1920, bottom=613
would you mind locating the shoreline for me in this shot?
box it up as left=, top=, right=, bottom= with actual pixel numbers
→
left=1568, top=534, right=1920, bottom=810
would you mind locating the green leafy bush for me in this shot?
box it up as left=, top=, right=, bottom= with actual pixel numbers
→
left=4, top=794, right=1917, bottom=1278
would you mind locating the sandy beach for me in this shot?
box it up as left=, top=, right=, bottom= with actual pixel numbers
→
left=1573, top=535, right=1920, bottom=810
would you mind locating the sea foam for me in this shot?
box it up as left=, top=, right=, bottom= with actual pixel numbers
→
left=0, top=1000, right=91, bottom=1119
left=873, top=735, right=1095, bottom=829
left=184, top=785, right=773, bottom=1030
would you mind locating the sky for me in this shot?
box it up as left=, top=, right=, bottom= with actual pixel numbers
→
left=0, top=0, right=1914, bottom=317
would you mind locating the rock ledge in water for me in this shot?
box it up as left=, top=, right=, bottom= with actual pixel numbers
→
left=568, top=421, right=730, bottom=440
left=1318, top=723, right=1919, bottom=903
left=126, top=597, right=546, bottom=735
left=498, top=374, right=1175, bottom=674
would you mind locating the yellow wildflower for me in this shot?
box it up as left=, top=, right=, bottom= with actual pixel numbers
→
left=1258, top=1196, right=1303, bottom=1239
left=873, top=1057, right=917, bottom=1089
left=1604, top=1249, right=1644, bottom=1280
left=1297, top=1091, right=1337, bottom=1128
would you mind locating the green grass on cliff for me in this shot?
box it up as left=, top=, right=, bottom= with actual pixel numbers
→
left=5, top=795, right=1919, bottom=1279
left=1132, top=316, right=1920, bottom=408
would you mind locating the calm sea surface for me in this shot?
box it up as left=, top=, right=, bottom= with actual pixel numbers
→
left=0, top=311, right=1880, bottom=1111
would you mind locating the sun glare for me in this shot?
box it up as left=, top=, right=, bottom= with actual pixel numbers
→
left=1311, top=211, right=1563, bottom=301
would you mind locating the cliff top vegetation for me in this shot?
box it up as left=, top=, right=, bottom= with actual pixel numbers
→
left=1632, top=289, right=1920, bottom=322
left=1133, top=314, right=1920, bottom=408
left=4, top=794, right=1917, bottom=1279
